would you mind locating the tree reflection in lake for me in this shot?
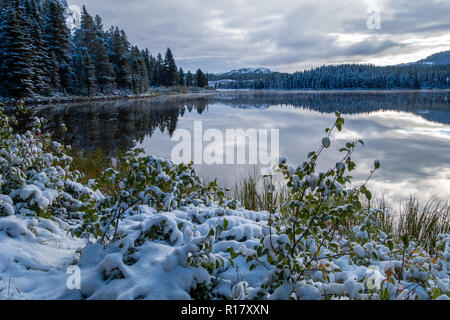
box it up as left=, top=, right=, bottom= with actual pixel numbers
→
left=28, top=91, right=450, bottom=204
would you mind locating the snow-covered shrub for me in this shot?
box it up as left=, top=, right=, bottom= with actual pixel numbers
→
left=0, top=105, right=100, bottom=219
left=73, top=147, right=229, bottom=243
left=228, top=113, right=450, bottom=300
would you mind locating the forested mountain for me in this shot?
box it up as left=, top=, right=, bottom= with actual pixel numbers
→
left=0, top=0, right=207, bottom=98
left=210, top=54, right=450, bottom=90
left=417, top=50, right=450, bottom=66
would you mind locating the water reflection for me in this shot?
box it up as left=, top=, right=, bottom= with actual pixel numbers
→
left=30, top=98, right=209, bottom=153
left=30, top=91, right=450, bottom=205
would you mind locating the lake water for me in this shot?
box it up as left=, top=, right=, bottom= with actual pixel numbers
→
left=31, top=90, right=450, bottom=206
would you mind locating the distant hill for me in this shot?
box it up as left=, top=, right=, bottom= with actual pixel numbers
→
left=417, top=50, right=450, bottom=66
left=209, top=68, right=280, bottom=80
left=216, top=67, right=272, bottom=76
left=208, top=50, right=450, bottom=90
left=208, top=68, right=284, bottom=88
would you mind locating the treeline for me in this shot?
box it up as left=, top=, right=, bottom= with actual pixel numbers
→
left=212, top=63, right=450, bottom=90
left=0, top=0, right=208, bottom=98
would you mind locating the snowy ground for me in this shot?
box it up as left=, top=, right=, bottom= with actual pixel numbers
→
left=0, top=205, right=269, bottom=300
left=1, top=203, right=449, bottom=300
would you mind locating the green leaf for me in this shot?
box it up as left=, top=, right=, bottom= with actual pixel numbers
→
left=374, top=160, right=381, bottom=170
left=223, top=218, right=229, bottom=230
left=387, top=239, right=394, bottom=251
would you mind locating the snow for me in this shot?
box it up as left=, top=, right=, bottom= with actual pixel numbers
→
left=0, top=215, right=84, bottom=299
left=322, top=137, right=331, bottom=148
left=216, top=68, right=272, bottom=77
left=1, top=202, right=449, bottom=300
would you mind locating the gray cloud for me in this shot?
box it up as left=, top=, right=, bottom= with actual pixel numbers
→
left=68, top=0, right=450, bottom=73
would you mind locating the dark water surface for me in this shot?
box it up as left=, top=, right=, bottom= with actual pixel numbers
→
left=31, top=91, right=450, bottom=205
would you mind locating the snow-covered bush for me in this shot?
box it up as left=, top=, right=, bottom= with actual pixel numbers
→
left=227, top=113, right=450, bottom=300
left=0, top=105, right=100, bottom=219
left=72, top=147, right=230, bottom=243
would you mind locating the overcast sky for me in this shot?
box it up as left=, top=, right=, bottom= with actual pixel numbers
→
left=67, top=0, right=450, bottom=73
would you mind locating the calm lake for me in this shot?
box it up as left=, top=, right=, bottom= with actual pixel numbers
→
left=31, top=90, right=450, bottom=206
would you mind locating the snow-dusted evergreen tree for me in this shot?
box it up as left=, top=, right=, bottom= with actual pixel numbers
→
left=92, top=14, right=115, bottom=93
left=163, top=47, right=178, bottom=86
left=0, top=2, right=185, bottom=98
left=49, top=51, right=62, bottom=92
left=43, top=0, right=74, bottom=93
left=178, top=67, right=185, bottom=86
left=23, top=0, right=51, bottom=95
left=152, top=53, right=164, bottom=87
left=0, top=1, right=35, bottom=97
left=72, top=48, right=96, bottom=96
left=141, top=48, right=155, bottom=87
left=185, top=71, right=193, bottom=87
left=74, top=6, right=115, bottom=94
left=129, top=46, right=149, bottom=94
left=106, top=26, right=132, bottom=90
left=195, top=69, right=207, bottom=87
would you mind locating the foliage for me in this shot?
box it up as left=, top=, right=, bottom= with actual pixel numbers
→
left=73, top=148, right=229, bottom=243
left=227, top=113, right=450, bottom=300
left=0, top=103, right=99, bottom=218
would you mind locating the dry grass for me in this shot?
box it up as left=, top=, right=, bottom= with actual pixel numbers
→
left=376, top=196, right=450, bottom=252
left=233, top=170, right=449, bottom=252
left=68, top=148, right=116, bottom=183
left=233, top=168, right=289, bottom=212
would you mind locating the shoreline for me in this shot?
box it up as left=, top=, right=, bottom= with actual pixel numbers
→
left=2, top=88, right=449, bottom=109
left=215, top=88, right=450, bottom=94
left=1, top=89, right=218, bottom=108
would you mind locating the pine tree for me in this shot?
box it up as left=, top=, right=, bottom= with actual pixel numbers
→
left=195, top=69, right=207, bottom=87
left=178, top=67, right=185, bottom=86
left=129, top=46, right=149, bottom=94
left=185, top=71, right=193, bottom=87
left=29, top=18, right=51, bottom=95
left=106, top=27, right=132, bottom=90
left=152, top=53, right=164, bottom=86
left=0, top=2, right=35, bottom=97
left=163, top=47, right=178, bottom=86
left=92, top=15, right=115, bottom=93
left=49, top=51, right=61, bottom=92
left=23, top=0, right=51, bottom=95
left=43, top=0, right=74, bottom=93
left=141, top=48, right=155, bottom=86
left=72, top=48, right=96, bottom=96
left=84, top=52, right=96, bottom=96
left=75, top=7, right=115, bottom=93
